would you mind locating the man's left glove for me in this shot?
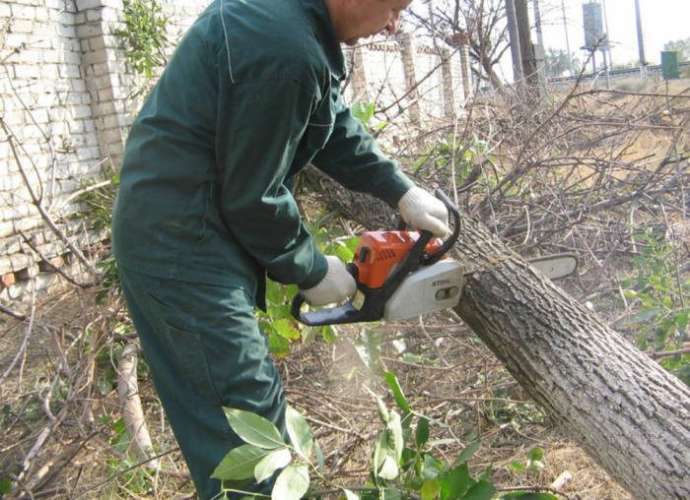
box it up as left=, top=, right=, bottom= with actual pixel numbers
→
left=301, top=256, right=357, bottom=306
left=398, top=186, right=450, bottom=237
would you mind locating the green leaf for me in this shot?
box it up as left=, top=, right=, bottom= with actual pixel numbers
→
left=388, top=411, right=404, bottom=461
left=379, top=453, right=399, bottom=480
left=415, top=417, right=430, bottom=448
left=421, top=479, right=440, bottom=500
left=320, top=325, right=337, bottom=343
left=265, top=279, right=285, bottom=306
left=384, top=372, right=411, bottom=413
left=273, top=319, right=301, bottom=340
left=332, top=242, right=355, bottom=263
left=439, top=463, right=471, bottom=499
left=526, top=447, right=545, bottom=472
left=373, top=432, right=399, bottom=480
left=421, top=454, right=444, bottom=480
left=344, top=236, right=360, bottom=253
left=456, top=440, right=481, bottom=465
left=254, top=447, right=292, bottom=483
left=272, top=463, right=309, bottom=500
left=286, top=406, right=314, bottom=460
left=508, top=460, right=526, bottom=473
left=462, top=479, right=496, bottom=500
left=0, top=477, right=12, bottom=494
left=224, top=408, right=286, bottom=449
left=400, top=447, right=416, bottom=471
left=375, top=397, right=390, bottom=422
left=268, top=331, right=290, bottom=357
left=343, top=489, right=361, bottom=500
left=211, top=444, right=269, bottom=480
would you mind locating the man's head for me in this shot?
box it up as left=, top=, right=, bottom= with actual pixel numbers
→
left=325, top=0, right=413, bottom=46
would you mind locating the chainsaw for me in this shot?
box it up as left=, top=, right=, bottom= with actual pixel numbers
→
left=291, top=190, right=577, bottom=326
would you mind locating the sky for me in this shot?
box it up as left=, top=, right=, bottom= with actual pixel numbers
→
left=537, top=0, right=690, bottom=67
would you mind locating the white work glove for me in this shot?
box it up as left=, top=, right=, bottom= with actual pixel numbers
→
left=301, top=256, right=357, bottom=306
left=398, top=186, right=450, bottom=237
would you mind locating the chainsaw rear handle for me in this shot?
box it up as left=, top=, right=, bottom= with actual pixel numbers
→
left=291, top=190, right=460, bottom=326
left=290, top=263, right=360, bottom=326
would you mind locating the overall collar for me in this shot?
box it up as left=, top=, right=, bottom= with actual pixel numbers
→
left=301, top=0, right=345, bottom=79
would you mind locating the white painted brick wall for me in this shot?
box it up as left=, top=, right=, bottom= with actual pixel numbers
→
left=0, top=0, right=207, bottom=304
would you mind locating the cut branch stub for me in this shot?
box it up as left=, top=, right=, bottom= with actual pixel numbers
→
left=453, top=214, right=690, bottom=499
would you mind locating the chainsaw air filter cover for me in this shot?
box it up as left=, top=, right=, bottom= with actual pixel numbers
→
left=383, top=259, right=465, bottom=321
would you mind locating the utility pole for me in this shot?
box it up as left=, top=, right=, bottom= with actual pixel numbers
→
left=601, top=0, right=611, bottom=88
left=532, top=0, right=544, bottom=51
left=634, top=0, right=647, bottom=68
left=505, top=0, right=524, bottom=83
left=560, top=0, right=572, bottom=61
left=532, top=0, right=547, bottom=89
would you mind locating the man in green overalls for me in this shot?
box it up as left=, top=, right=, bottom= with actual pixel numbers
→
left=112, top=0, right=449, bottom=497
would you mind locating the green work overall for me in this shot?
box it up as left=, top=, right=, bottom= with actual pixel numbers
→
left=112, top=0, right=413, bottom=497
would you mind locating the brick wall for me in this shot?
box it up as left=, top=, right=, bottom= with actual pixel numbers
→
left=0, top=0, right=470, bottom=308
left=0, top=0, right=206, bottom=306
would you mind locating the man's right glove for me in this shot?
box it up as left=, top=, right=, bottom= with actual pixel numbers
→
left=301, top=256, right=357, bottom=306
left=398, top=186, right=450, bottom=237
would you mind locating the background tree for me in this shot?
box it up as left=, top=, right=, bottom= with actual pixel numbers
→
left=407, top=0, right=509, bottom=89
left=543, top=48, right=580, bottom=77
left=664, top=37, right=690, bottom=61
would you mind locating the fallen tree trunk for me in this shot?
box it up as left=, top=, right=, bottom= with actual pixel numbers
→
left=453, top=215, right=690, bottom=499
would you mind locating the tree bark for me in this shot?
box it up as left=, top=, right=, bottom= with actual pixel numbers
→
left=453, top=215, right=690, bottom=499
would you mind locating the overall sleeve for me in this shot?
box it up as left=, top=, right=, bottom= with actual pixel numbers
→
left=311, top=88, right=414, bottom=207
left=215, top=80, right=327, bottom=288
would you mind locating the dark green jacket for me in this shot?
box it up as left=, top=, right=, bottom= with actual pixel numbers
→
left=112, top=0, right=413, bottom=309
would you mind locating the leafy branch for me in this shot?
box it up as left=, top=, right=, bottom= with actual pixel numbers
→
left=114, top=0, right=168, bottom=79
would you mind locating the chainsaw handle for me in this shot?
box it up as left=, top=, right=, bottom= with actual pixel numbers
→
left=290, top=292, right=363, bottom=326
left=422, top=189, right=460, bottom=265
left=291, top=263, right=362, bottom=326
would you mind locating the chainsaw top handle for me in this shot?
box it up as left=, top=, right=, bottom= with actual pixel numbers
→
left=291, top=189, right=461, bottom=326
left=424, top=189, right=460, bottom=265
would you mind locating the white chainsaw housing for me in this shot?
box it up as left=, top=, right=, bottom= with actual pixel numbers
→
left=383, top=259, right=465, bottom=321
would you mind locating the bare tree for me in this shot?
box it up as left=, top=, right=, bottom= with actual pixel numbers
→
left=407, top=0, right=510, bottom=89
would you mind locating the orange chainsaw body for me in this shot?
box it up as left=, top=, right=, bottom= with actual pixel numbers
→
left=353, top=231, right=443, bottom=289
